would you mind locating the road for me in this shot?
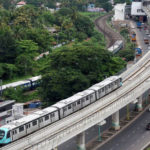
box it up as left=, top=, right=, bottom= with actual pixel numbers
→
left=58, top=103, right=139, bottom=150
left=98, top=110, right=150, bottom=150
left=58, top=20, right=150, bottom=150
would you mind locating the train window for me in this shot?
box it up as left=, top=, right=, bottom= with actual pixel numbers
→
left=45, top=115, right=49, bottom=121
left=33, top=120, right=37, bottom=126
left=19, top=126, right=24, bottom=132
left=39, top=118, right=43, bottom=123
left=90, top=95, right=93, bottom=99
left=12, top=130, right=15, bottom=135
left=7, top=131, right=10, bottom=138
left=68, top=105, right=71, bottom=109
left=73, top=103, right=76, bottom=107
left=26, top=124, right=29, bottom=129
left=77, top=101, right=80, bottom=105
left=15, top=130, right=17, bottom=134
left=51, top=113, right=55, bottom=117
left=63, top=108, right=67, bottom=112
left=102, top=88, right=104, bottom=92
left=86, top=96, right=89, bottom=100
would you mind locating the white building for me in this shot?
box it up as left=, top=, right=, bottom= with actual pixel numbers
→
left=131, top=2, right=146, bottom=16
left=113, top=3, right=126, bottom=21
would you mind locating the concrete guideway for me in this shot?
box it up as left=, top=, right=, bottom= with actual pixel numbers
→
left=86, top=102, right=150, bottom=150
left=1, top=50, right=150, bottom=150
left=2, top=15, right=150, bottom=150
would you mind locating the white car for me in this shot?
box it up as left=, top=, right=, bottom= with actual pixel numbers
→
left=145, top=30, right=149, bottom=35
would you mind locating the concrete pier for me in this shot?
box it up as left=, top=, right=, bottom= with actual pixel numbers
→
left=76, top=132, right=86, bottom=150
left=112, top=111, right=120, bottom=130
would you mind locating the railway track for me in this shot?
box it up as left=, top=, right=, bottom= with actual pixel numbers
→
left=95, top=13, right=122, bottom=47
left=1, top=14, right=150, bottom=150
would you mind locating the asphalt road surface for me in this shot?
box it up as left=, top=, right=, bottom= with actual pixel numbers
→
left=98, top=110, right=150, bottom=150
left=58, top=103, right=138, bottom=150
left=58, top=22, right=150, bottom=150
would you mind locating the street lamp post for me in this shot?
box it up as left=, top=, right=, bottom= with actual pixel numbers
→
left=97, top=120, right=106, bottom=142
left=98, top=125, right=101, bottom=141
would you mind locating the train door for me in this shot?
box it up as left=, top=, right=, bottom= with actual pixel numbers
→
left=90, top=93, right=96, bottom=103
left=85, top=96, right=91, bottom=106
left=18, top=125, right=26, bottom=138
left=81, top=97, right=86, bottom=107
left=73, top=102, right=80, bottom=112
left=108, top=84, right=111, bottom=93
left=63, top=105, right=73, bottom=117
left=101, top=87, right=105, bottom=97
left=26, top=122, right=32, bottom=134
left=44, top=114, right=51, bottom=126
left=53, top=111, right=59, bottom=122
left=39, top=117, right=44, bottom=128
left=12, top=128, right=19, bottom=141
left=105, top=85, right=108, bottom=94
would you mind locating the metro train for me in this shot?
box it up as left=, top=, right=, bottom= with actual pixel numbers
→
left=108, top=40, right=123, bottom=54
left=1, top=75, right=42, bottom=92
left=0, top=76, right=122, bottom=145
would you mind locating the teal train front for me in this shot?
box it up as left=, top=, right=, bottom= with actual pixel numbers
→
left=0, top=127, right=11, bottom=145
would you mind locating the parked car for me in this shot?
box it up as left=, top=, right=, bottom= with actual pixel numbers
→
left=144, top=38, right=149, bottom=44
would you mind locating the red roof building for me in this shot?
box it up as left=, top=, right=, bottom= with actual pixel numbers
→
left=16, top=1, right=26, bottom=8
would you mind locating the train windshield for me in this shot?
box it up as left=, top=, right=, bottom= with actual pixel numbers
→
left=0, top=130, right=5, bottom=140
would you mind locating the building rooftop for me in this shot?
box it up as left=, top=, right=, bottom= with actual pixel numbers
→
left=0, top=100, right=15, bottom=108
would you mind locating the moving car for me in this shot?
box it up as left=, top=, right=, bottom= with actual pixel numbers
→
left=146, top=123, right=150, bottom=130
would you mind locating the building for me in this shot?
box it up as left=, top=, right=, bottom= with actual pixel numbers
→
left=131, top=2, right=146, bottom=16
left=16, top=1, right=26, bottom=8
left=87, top=4, right=95, bottom=9
left=113, top=3, right=126, bottom=21
left=131, top=2, right=146, bottom=21
left=0, top=100, right=15, bottom=126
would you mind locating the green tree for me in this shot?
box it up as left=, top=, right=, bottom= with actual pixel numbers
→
left=40, top=42, right=126, bottom=105
left=74, top=14, right=94, bottom=36
left=101, top=2, right=112, bottom=12
left=0, top=24, right=16, bottom=63
left=15, top=40, right=38, bottom=75
left=39, top=69, right=90, bottom=104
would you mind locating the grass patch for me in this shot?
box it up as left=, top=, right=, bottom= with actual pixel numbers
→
left=79, top=11, right=106, bottom=21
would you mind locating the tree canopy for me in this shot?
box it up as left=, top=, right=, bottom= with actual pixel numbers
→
left=39, top=41, right=126, bottom=105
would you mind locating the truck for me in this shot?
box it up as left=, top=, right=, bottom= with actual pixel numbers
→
left=144, top=38, right=149, bottom=44
left=136, top=22, right=142, bottom=28
left=135, top=48, right=142, bottom=56
left=131, top=33, right=136, bottom=42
